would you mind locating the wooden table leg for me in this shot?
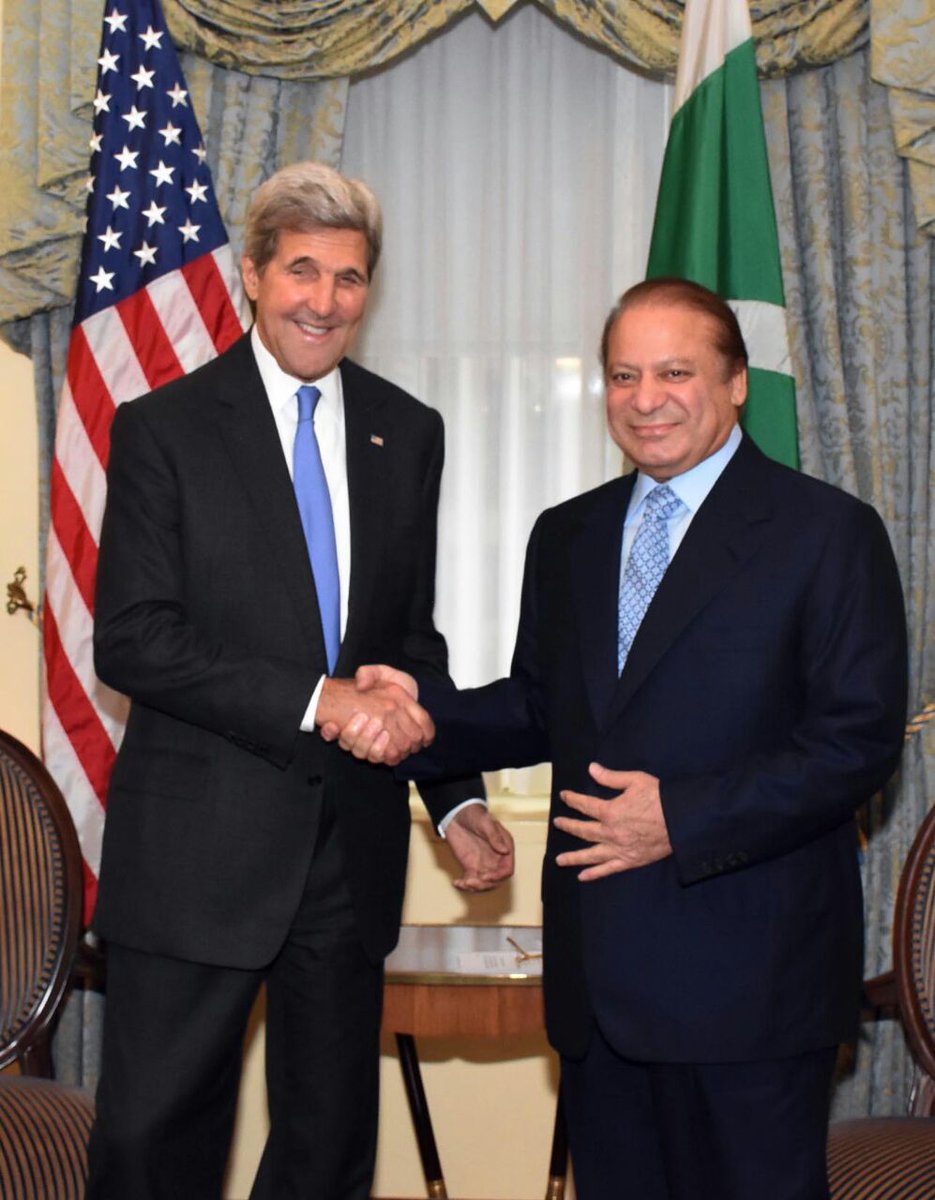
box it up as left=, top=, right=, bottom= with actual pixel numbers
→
left=546, top=1083, right=567, bottom=1199
left=395, top=1032, right=448, bottom=1199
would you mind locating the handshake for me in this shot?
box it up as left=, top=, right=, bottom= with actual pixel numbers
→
left=318, top=665, right=516, bottom=894
left=316, top=664, right=434, bottom=767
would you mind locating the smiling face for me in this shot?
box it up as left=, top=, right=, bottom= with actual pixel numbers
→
left=242, top=226, right=371, bottom=383
left=604, top=301, right=748, bottom=481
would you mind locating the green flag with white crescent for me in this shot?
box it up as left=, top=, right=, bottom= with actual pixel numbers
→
left=647, top=0, right=799, bottom=468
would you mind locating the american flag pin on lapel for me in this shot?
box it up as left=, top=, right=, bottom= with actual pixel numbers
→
left=370, top=434, right=384, bottom=447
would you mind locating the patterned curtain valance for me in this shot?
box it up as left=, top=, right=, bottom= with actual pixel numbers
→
left=158, top=0, right=931, bottom=236
left=160, top=0, right=867, bottom=80
left=162, top=0, right=471, bottom=80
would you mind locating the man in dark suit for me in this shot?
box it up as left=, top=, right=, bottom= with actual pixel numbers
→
left=336, top=279, right=908, bottom=1199
left=86, top=161, right=513, bottom=1199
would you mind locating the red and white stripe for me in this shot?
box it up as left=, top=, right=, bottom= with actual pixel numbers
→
left=43, top=245, right=247, bottom=920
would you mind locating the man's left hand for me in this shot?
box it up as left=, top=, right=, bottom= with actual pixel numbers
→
left=554, top=762, right=672, bottom=881
left=445, top=804, right=515, bottom=892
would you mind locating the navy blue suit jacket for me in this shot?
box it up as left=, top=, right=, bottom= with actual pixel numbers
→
left=417, top=435, right=907, bottom=1063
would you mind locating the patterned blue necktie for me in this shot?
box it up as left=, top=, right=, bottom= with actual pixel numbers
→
left=294, top=385, right=340, bottom=673
left=617, top=484, right=685, bottom=673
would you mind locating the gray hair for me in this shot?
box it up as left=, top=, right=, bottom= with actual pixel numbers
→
left=243, top=162, right=383, bottom=278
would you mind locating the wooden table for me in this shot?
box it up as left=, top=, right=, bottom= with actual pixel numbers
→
left=383, top=924, right=566, bottom=1200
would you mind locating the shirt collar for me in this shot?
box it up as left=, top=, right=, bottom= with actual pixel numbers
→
left=250, top=324, right=343, bottom=422
left=626, top=422, right=743, bottom=525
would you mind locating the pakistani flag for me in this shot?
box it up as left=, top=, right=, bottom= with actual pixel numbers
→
left=647, top=0, right=798, bottom=468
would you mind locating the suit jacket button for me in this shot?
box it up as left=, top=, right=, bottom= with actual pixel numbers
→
left=307, top=774, right=322, bottom=787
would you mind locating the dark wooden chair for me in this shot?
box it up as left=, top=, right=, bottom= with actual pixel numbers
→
left=0, top=728, right=95, bottom=1198
left=828, top=800, right=935, bottom=1196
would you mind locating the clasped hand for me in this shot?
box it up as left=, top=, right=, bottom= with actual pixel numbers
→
left=317, top=668, right=430, bottom=767
left=554, top=762, right=672, bottom=880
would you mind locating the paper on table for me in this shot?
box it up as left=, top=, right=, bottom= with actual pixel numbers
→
left=456, top=951, right=542, bottom=975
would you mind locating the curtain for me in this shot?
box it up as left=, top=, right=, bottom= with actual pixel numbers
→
left=763, top=47, right=935, bottom=1116
left=161, top=0, right=867, bottom=78
left=341, top=5, right=671, bottom=699
left=871, top=0, right=935, bottom=239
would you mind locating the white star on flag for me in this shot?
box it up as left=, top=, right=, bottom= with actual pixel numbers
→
left=104, top=8, right=128, bottom=33
left=107, top=184, right=131, bottom=209
left=139, top=24, right=163, bottom=49
left=133, top=241, right=158, bottom=265
left=142, top=199, right=166, bottom=225
left=98, top=48, right=120, bottom=74
left=149, top=159, right=174, bottom=186
left=89, top=265, right=115, bottom=291
left=93, top=89, right=111, bottom=113
left=122, top=105, right=147, bottom=130
left=178, top=218, right=200, bottom=242
left=186, top=180, right=208, bottom=204
left=166, top=82, right=187, bottom=107
left=114, top=145, right=139, bottom=170
left=131, top=65, right=155, bottom=89
left=159, top=121, right=182, bottom=146
left=97, top=225, right=123, bottom=251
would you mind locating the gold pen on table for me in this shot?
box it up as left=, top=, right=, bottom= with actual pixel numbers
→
left=507, top=935, right=543, bottom=962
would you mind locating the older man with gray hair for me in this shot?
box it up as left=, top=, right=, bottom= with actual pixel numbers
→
left=86, top=161, right=513, bottom=1199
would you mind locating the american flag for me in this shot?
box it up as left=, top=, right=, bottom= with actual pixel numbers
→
left=43, top=0, right=247, bottom=921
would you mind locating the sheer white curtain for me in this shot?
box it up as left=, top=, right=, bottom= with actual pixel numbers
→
left=342, top=6, right=670, bottom=711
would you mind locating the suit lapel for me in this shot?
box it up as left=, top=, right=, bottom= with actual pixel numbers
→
left=339, top=360, right=389, bottom=672
left=212, top=336, right=326, bottom=663
left=606, top=436, right=774, bottom=726
left=571, top=475, right=634, bottom=727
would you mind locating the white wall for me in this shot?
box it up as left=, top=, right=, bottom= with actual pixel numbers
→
left=0, top=334, right=41, bottom=752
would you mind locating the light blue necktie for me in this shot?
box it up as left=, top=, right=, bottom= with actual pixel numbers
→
left=294, top=385, right=340, bottom=673
left=617, top=484, right=685, bottom=673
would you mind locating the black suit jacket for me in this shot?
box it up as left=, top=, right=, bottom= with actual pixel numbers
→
left=93, top=333, right=480, bottom=969
left=417, top=436, right=907, bottom=1063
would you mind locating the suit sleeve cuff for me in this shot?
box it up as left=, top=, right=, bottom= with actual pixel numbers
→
left=437, top=797, right=487, bottom=838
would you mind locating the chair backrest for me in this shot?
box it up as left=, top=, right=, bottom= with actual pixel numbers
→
left=894, top=798, right=935, bottom=1116
left=0, top=730, right=83, bottom=1075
